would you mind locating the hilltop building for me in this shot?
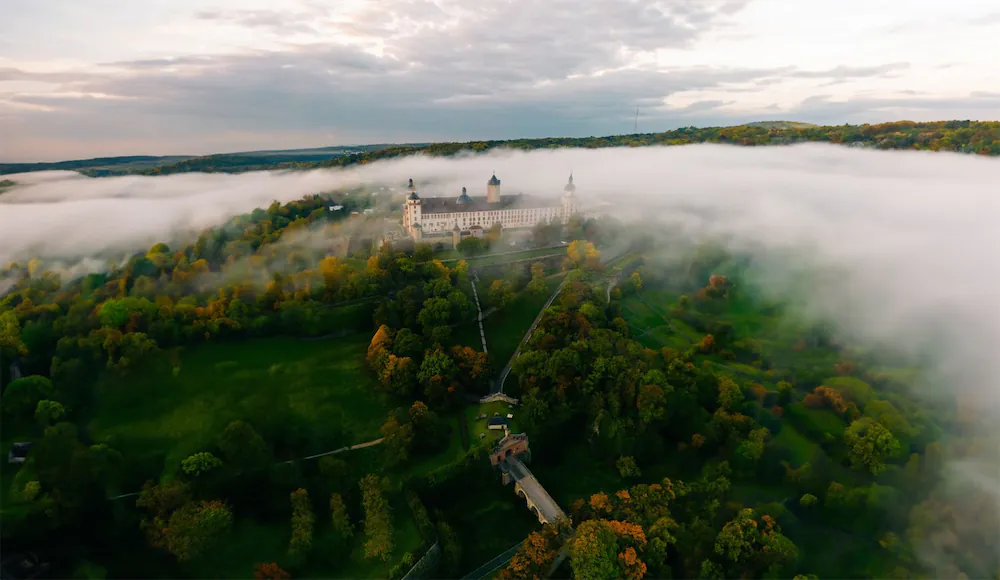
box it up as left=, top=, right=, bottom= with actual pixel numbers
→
left=402, top=173, right=578, bottom=243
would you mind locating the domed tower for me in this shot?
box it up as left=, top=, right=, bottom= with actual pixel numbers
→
left=487, top=173, right=501, bottom=203
left=456, top=186, right=472, bottom=206
left=403, top=177, right=422, bottom=236
left=561, top=173, right=578, bottom=220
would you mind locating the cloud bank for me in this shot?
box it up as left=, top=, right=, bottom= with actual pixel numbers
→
left=2, top=0, right=999, bottom=160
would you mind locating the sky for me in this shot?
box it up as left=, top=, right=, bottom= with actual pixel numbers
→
left=1, top=0, right=999, bottom=161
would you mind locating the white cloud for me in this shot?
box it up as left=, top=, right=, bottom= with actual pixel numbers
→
left=0, top=0, right=997, bottom=160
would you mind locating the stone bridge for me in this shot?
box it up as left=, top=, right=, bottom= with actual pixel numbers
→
left=490, top=434, right=568, bottom=526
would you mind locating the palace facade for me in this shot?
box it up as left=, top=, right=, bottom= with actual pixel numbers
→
left=402, top=173, right=578, bottom=241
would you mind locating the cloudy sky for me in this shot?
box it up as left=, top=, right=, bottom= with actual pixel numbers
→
left=2, top=0, right=998, bottom=161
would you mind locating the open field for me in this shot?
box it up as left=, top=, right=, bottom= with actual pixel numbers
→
left=481, top=276, right=563, bottom=368
left=88, top=335, right=388, bottom=479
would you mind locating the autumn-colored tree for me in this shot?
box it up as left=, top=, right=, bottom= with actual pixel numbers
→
left=566, top=240, right=601, bottom=270
left=570, top=520, right=622, bottom=579
left=379, top=354, right=417, bottom=398
left=698, top=334, right=716, bottom=353
left=139, top=493, right=233, bottom=562
left=253, top=562, right=291, bottom=580
left=379, top=412, right=414, bottom=467
left=330, top=493, right=353, bottom=540
left=713, top=508, right=798, bottom=577
left=717, top=377, right=742, bottom=410
left=617, top=456, right=642, bottom=479
left=488, top=279, right=515, bottom=309
left=497, top=524, right=563, bottom=580
left=288, top=488, right=315, bottom=559
left=360, top=475, right=394, bottom=561
left=802, top=386, right=859, bottom=418
left=366, top=324, right=394, bottom=371
left=636, top=383, right=667, bottom=427
left=692, top=433, right=707, bottom=449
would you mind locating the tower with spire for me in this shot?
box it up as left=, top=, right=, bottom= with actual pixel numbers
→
left=487, top=173, right=501, bottom=203
left=403, top=177, right=422, bottom=233
left=562, top=173, right=578, bottom=217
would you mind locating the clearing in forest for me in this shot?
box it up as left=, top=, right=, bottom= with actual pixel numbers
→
left=88, top=335, right=387, bottom=478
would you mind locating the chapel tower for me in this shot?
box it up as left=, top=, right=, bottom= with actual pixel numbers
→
left=403, top=178, right=422, bottom=234
left=561, top=173, right=578, bottom=219
left=487, top=173, right=501, bottom=203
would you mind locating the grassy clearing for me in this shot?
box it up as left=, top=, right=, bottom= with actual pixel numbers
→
left=530, top=445, right=626, bottom=509
left=438, top=472, right=540, bottom=575
left=773, top=425, right=818, bottom=467
left=823, top=376, right=876, bottom=406
left=786, top=404, right=847, bottom=440
left=335, top=496, right=424, bottom=579
left=398, top=413, right=468, bottom=481
left=465, top=401, right=521, bottom=446
left=88, top=335, right=388, bottom=479
left=482, top=277, right=562, bottom=368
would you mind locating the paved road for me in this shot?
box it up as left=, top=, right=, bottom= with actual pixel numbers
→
left=493, top=247, right=632, bottom=394
left=460, top=540, right=525, bottom=580
left=494, top=276, right=570, bottom=394
left=108, top=437, right=385, bottom=500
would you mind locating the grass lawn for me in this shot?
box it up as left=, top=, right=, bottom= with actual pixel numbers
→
left=482, top=276, right=562, bottom=368
left=773, top=425, right=818, bottom=467
left=334, top=495, right=424, bottom=579
left=397, top=413, right=469, bottom=481
left=88, top=335, right=388, bottom=479
left=186, top=519, right=288, bottom=579
left=465, top=401, right=521, bottom=446
left=530, top=445, right=626, bottom=509
left=786, top=404, right=847, bottom=440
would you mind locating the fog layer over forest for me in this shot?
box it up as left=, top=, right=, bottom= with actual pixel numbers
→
left=3, top=144, right=999, bottom=570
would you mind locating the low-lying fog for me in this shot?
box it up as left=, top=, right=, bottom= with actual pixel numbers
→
left=2, top=143, right=999, bottom=572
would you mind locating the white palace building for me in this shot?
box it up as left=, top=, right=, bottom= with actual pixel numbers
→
left=402, top=173, right=579, bottom=242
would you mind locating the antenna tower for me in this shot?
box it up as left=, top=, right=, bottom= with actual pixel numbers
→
left=634, top=107, right=639, bottom=134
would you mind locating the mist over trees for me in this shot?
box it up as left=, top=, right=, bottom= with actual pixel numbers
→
left=1, top=132, right=998, bottom=578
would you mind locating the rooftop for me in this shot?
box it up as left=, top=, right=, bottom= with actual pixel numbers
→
left=420, top=193, right=558, bottom=214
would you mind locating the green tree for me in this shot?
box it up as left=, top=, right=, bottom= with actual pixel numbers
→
left=34, top=399, right=66, bottom=427
left=289, top=488, right=315, bottom=559
left=2, top=375, right=55, bottom=420
left=488, top=279, right=515, bottom=309
left=181, top=452, right=223, bottom=477
left=616, top=456, right=642, bottom=479
left=527, top=262, right=548, bottom=296
left=717, top=377, right=743, bottom=410
left=219, top=420, right=271, bottom=469
left=418, top=297, right=452, bottom=343
left=569, top=520, right=621, bottom=580
left=845, top=418, right=900, bottom=475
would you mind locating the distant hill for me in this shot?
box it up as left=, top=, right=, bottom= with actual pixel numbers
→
left=2, top=120, right=996, bottom=177
left=0, top=144, right=421, bottom=176
left=0, top=155, right=194, bottom=176
left=744, top=121, right=818, bottom=129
